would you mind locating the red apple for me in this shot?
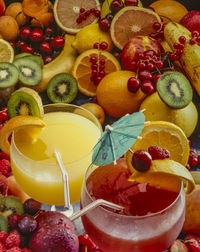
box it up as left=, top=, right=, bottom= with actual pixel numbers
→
left=180, top=11, right=200, bottom=33
left=121, top=36, right=162, bottom=72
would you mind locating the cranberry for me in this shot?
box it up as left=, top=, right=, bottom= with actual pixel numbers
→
left=20, top=26, right=32, bottom=40
left=110, top=0, right=124, bottom=13
left=40, top=41, right=51, bottom=54
left=127, top=77, right=141, bottom=93
left=148, top=145, right=170, bottom=160
left=44, top=56, right=54, bottom=64
left=22, top=45, right=34, bottom=54
left=125, top=0, right=138, bottom=6
left=138, top=70, right=153, bottom=81
left=141, top=80, right=155, bottom=94
left=100, top=42, right=108, bottom=50
left=132, top=150, right=152, bottom=172
left=179, top=36, right=186, bottom=44
left=99, top=18, right=110, bottom=32
left=51, top=36, right=65, bottom=49
left=30, top=28, right=44, bottom=43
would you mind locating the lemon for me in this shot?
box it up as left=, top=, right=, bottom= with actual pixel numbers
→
left=140, top=92, right=198, bottom=137
left=0, top=39, right=14, bottom=63
left=129, top=159, right=195, bottom=195
left=101, top=0, right=143, bottom=18
left=71, top=23, right=114, bottom=54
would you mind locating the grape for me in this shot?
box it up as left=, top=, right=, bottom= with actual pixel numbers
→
left=23, top=198, right=41, bottom=216
left=18, top=214, right=37, bottom=234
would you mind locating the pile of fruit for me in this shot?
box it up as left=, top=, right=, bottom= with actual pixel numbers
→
left=0, top=0, right=199, bottom=251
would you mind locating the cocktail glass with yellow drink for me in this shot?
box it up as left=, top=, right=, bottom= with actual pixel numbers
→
left=0, top=103, right=102, bottom=208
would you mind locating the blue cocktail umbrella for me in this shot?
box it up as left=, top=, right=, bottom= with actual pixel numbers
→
left=92, top=111, right=145, bottom=166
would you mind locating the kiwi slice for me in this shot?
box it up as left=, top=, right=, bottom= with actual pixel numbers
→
left=47, top=73, right=78, bottom=104
left=0, top=215, right=8, bottom=232
left=1, top=196, right=24, bottom=217
left=157, top=71, right=193, bottom=109
left=15, top=53, right=44, bottom=67
left=7, top=87, right=44, bottom=118
left=14, top=52, right=32, bottom=60
left=0, top=62, right=19, bottom=88
left=13, top=57, right=42, bottom=86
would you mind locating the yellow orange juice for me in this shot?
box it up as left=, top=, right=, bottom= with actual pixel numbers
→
left=10, top=108, right=101, bottom=205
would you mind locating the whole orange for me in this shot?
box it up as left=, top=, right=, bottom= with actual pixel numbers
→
left=96, top=71, right=146, bottom=118
left=150, top=0, right=188, bottom=23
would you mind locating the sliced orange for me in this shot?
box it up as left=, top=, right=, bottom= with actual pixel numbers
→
left=129, top=159, right=195, bottom=195
left=54, top=0, right=101, bottom=34
left=72, top=49, right=121, bottom=97
left=0, top=115, right=46, bottom=155
left=125, top=121, right=190, bottom=171
left=110, top=6, right=162, bottom=50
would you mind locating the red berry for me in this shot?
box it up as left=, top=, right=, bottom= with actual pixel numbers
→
left=45, top=27, right=54, bottom=35
left=80, top=8, right=85, bottom=13
left=189, top=38, right=196, bottom=45
left=20, top=27, right=31, bottom=40
left=105, top=13, right=114, bottom=21
left=30, top=28, right=44, bottom=42
left=9, top=214, right=21, bottom=230
left=153, top=22, right=161, bottom=30
left=94, top=9, right=100, bottom=17
left=0, top=111, right=8, bottom=121
left=85, top=10, right=90, bottom=17
left=132, top=150, right=152, bottom=172
left=16, top=41, right=26, bottom=50
left=4, top=232, right=20, bottom=249
left=0, top=159, right=10, bottom=177
left=110, top=0, right=124, bottom=13
left=99, top=18, right=110, bottom=32
left=51, top=36, right=65, bottom=49
left=186, top=164, right=191, bottom=170
left=93, top=42, right=99, bottom=49
left=189, top=155, right=198, bottom=166
left=148, top=145, right=170, bottom=160
left=9, top=41, right=15, bottom=49
left=40, top=41, right=51, bottom=54
left=155, top=60, right=164, bottom=69
left=176, top=48, right=183, bottom=55
left=127, top=77, right=141, bottom=93
left=138, top=61, right=146, bottom=70
left=173, top=42, right=179, bottom=49
left=94, top=76, right=102, bottom=85
left=138, top=70, right=153, bottom=81
left=0, top=242, right=6, bottom=252
left=177, top=43, right=185, bottom=50
left=22, top=45, right=34, bottom=54
left=100, top=42, right=108, bottom=50
left=153, top=73, right=162, bottom=85
left=0, top=151, right=9, bottom=161
left=196, top=36, right=200, bottom=43
left=0, top=174, right=8, bottom=195
left=44, top=56, right=54, bottom=64
left=179, top=36, right=186, bottom=44
left=125, top=0, right=138, bottom=6
left=146, top=62, right=155, bottom=71
left=76, top=16, right=82, bottom=24
left=141, top=80, right=155, bottom=94
left=17, top=214, right=37, bottom=234
left=90, top=56, right=97, bottom=64
left=0, top=231, right=8, bottom=243
left=192, top=30, right=200, bottom=37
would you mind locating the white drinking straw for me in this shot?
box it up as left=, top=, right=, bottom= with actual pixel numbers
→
left=70, top=199, right=124, bottom=221
left=54, top=150, right=71, bottom=209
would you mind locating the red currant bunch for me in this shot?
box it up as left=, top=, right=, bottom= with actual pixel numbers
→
left=90, top=56, right=106, bottom=86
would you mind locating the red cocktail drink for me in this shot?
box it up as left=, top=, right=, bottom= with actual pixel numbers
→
left=81, top=158, right=185, bottom=252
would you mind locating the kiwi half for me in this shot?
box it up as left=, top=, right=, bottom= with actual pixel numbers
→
left=47, top=73, right=78, bottom=104
left=1, top=196, right=24, bottom=217
left=157, top=71, right=193, bottom=109
left=14, top=53, right=44, bottom=67
left=7, top=87, right=44, bottom=118
left=13, top=57, right=42, bottom=86
left=0, top=62, right=19, bottom=88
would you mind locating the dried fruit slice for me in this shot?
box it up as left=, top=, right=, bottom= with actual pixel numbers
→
left=0, top=39, right=14, bottom=63
left=129, top=159, right=195, bottom=194
left=125, top=121, right=190, bottom=170
left=72, top=49, right=121, bottom=96
left=110, top=6, right=161, bottom=49
left=54, top=0, right=101, bottom=34
left=0, top=115, right=46, bottom=154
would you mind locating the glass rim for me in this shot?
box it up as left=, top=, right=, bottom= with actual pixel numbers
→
left=83, top=162, right=184, bottom=219
left=11, top=103, right=103, bottom=166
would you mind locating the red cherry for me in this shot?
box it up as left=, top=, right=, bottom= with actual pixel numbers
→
left=94, top=76, right=102, bottom=85
left=189, top=38, right=196, bottom=45
left=127, top=77, right=141, bottom=93
left=93, top=43, right=99, bottom=49
left=76, top=16, right=82, bottom=24
left=132, top=150, right=152, bottom=172
left=9, top=41, right=15, bottom=49
left=30, top=28, right=44, bottom=42
left=146, top=62, right=154, bottom=71
left=155, top=60, right=163, bottom=69
left=16, top=41, right=26, bottom=50
left=141, top=80, right=155, bottom=94
left=51, top=36, right=65, bottom=49
left=196, top=36, right=200, bottom=43
left=80, top=8, right=85, bottom=13
left=44, top=56, right=54, bottom=64
left=99, top=71, right=105, bottom=78
left=179, top=36, right=186, bottom=44
left=153, top=22, right=161, bottom=31
left=189, top=155, right=198, bottom=166
left=22, top=45, right=34, bottom=54
left=45, top=27, right=54, bottom=36
left=125, top=0, right=138, bottom=6
left=94, top=9, right=100, bottom=17
left=138, top=70, right=153, bottom=81
left=138, top=61, right=146, bottom=70
left=153, top=73, right=163, bottom=85
left=176, top=49, right=183, bottom=55
left=110, top=0, right=124, bottom=13
left=100, top=42, right=108, bottom=50
left=20, top=26, right=32, bottom=40
left=40, top=41, right=51, bottom=54
left=99, top=18, right=110, bottom=32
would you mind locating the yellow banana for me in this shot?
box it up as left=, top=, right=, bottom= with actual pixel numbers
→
left=164, top=22, right=200, bottom=96
left=34, top=34, right=77, bottom=93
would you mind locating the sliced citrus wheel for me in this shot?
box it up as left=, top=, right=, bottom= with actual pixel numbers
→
left=72, top=49, right=121, bottom=97
left=0, top=39, right=14, bottom=63
left=54, top=0, right=101, bottom=34
left=0, top=115, right=46, bottom=155
left=129, top=159, right=195, bottom=195
left=125, top=121, right=190, bottom=170
left=110, top=6, right=162, bottom=50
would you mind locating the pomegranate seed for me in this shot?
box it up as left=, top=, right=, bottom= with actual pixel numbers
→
left=80, top=8, right=85, bottom=13
left=90, top=8, right=95, bottom=14
left=189, top=38, right=196, bottom=45
left=177, top=43, right=185, bottom=50
left=90, top=56, right=97, bottom=64
left=113, top=52, right=121, bottom=60
left=99, top=18, right=110, bottom=32
left=132, top=150, right=152, bottom=172
left=90, top=75, right=95, bottom=81
left=127, top=77, right=141, bottom=93
left=93, top=43, right=99, bottom=49
left=153, top=22, right=161, bottom=30
left=80, top=13, right=86, bottom=20
left=179, top=36, right=186, bottom=44
left=192, top=30, right=199, bottom=37
left=196, top=36, right=200, bottom=43
left=141, top=80, right=155, bottom=94
left=100, top=42, right=108, bottom=50
left=85, top=10, right=90, bottom=17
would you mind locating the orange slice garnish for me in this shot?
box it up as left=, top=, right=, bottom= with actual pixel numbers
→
left=0, top=115, right=46, bottom=154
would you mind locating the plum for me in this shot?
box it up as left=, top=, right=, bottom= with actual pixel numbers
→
left=29, top=223, right=79, bottom=252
